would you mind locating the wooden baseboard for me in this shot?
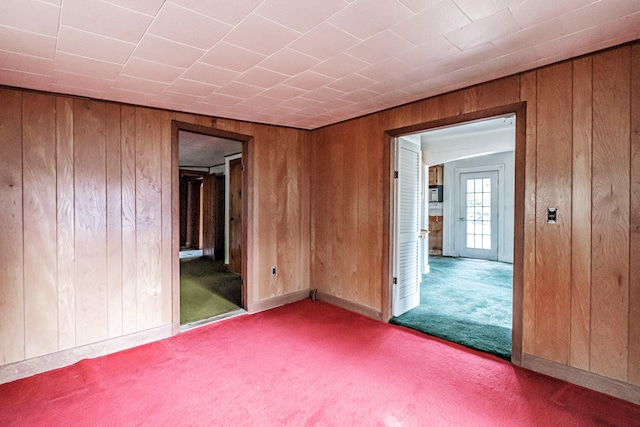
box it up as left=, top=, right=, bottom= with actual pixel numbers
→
left=315, top=291, right=382, bottom=321
left=521, top=353, right=640, bottom=405
left=0, top=324, right=172, bottom=385
left=248, top=289, right=311, bottom=313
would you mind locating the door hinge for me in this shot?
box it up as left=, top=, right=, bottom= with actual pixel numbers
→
left=394, top=171, right=398, bottom=179
left=393, top=277, right=397, bottom=284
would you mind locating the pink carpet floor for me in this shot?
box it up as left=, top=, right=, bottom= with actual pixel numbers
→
left=1, top=300, right=639, bottom=426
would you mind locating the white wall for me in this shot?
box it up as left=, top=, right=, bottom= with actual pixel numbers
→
left=441, top=151, right=515, bottom=263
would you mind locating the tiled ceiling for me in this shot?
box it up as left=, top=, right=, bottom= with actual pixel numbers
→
left=1, top=0, right=638, bottom=130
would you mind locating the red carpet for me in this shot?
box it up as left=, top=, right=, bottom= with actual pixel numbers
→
left=1, top=300, right=639, bottom=426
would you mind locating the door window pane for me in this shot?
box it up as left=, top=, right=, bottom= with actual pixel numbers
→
left=465, top=177, right=492, bottom=250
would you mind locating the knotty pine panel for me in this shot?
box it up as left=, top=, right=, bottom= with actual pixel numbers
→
left=629, top=44, right=640, bottom=386
left=135, top=107, right=164, bottom=330
left=106, top=104, right=123, bottom=338
left=22, top=92, right=58, bottom=358
left=534, top=62, right=573, bottom=364
left=0, top=88, right=25, bottom=365
left=591, top=47, right=631, bottom=382
left=520, top=71, right=537, bottom=355
left=74, top=98, right=108, bottom=346
left=570, top=57, right=593, bottom=370
left=56, top=96, right=75, bottom=351
left=120, top=105, right=137, bottom=334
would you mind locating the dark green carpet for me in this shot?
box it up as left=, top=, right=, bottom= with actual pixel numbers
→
left=390, top=256, right=513, bottom=360
left=180, top=257, right=242, bottom=325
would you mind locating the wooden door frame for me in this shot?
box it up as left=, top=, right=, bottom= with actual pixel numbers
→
left=383, top=102, right=526, bottom=364
left=171, top=121, right=253, bottom=335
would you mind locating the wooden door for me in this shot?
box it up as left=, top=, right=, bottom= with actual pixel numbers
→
left=228, top=158, right=242, bottom=273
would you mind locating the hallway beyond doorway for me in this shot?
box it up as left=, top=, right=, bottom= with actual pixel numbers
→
left=390, top=256, right=513, bottom=360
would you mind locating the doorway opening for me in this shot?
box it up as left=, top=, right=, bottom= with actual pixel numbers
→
left=389, top=110, right=523, bottom=361
left=177, top=128, right=246, bottom=330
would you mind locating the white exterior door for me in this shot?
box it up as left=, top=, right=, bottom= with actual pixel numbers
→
left=459, top=171, right=499, bottom=260
left=393, top=138, right=421, bottom=317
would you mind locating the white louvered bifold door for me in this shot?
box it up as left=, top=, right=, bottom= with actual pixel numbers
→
left=393, top=138, right=421, bottom=317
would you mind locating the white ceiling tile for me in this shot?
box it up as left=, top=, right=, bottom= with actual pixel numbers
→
left=148, top=3, right=232, bottom=50
left=282, top=70, right=333, bottom=90
left=58, top=26, right=136, bottom=64
left=329, top=0, right=414, bottom=39
left=51, top=83, right=106, bottom=99
left=347, top=30, right=413, bottom=63
left=392, top=1, right=471, bottom=45
left=490, top=18, right=565, bottom=53
left=0, top=50, right=53, bottom=75
left=61, top=0, right=153, bottom=43
left=234, top=67, right=290, bottom=88
left=121, top=58, right=185, bottom=83
left=54, top=52, right=122, bottom=80
left=252, top=104, right=299, bottom=116
left=279, top=96, right=323, bottom=109
left=216, top=81, right=265, bottom=97
left=111, top=74, right=169, bottom=95
left=254, top=0, right=348, bottom=33
left=200, top=42, right=266, bottom=73
left=395, top=37, right=459, bottom=68
left=238, top=95, right=280, bottom=109
left=311, top=53, right=369, bottom=78
left=0, top=25, right=57, bottom=59
left=317, top=97, right=353, bottom=110
left=53, top=69, right=112, bottom=90
left=327, top=73, right=375, bottom=92
left=222, top=14, right=300, bottom=56
left=102, top=0, right=165, bottom=16
left=105, top=86, right=157, bottom=105
left=289, top=23, right=361, bottom=60
left=509, top=0, right=595, bottom=29
left=260, top=84, right=307, bottom=100
left=445, top=9, right=521, bottom=51
left=398, top=0, right=441, bottom=13
left=339, top=88, right=381, bottom=103
left=300, top=86, right=347, bottom=102
left=170, top=0, right=264, bottom=26
left=200, top=92, right=244, bottom=107
left=0, top=0, right=60, bottom=37
left=182, top=62, right=240, bottom=86
left=453, top=0, right=512, bottom=20
left=357, top=57, right=406, bottom=81
left=166, top=79, right=219, bottom=97
left=367, top=75, right=411, bottom=94
left=258, top=48, right=320, bottom=76
left=559, top=0, right=640, bottom=35
left=0, top=68, right=52, bottom=91
left=153, top=90, right=202, bottom=106
left=133, top=35, right=205, bottom=69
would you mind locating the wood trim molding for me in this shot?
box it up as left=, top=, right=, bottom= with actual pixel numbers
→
left=521, top=353, right=640, bottom=405
left=316, top=291, right=383, bottom=321
left=0, top=324, right=172, bottom=385
left=248, top=289, right=310, bottom=313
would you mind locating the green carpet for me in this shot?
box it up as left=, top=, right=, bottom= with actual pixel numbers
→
left=180, top=257, right=242, bottom=325
left=390, top=256, right=513, bottom=360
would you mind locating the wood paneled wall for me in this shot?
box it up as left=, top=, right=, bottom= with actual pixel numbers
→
left=0, top=90, right=311, bottom=368
left=311, top=42, right=640, bottom=392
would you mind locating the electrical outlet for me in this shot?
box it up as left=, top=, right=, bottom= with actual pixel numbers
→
left=271, top=266, right=277, bottom=277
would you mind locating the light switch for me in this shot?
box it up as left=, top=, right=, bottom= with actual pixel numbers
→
left=547, top=208, right=557, bottom=224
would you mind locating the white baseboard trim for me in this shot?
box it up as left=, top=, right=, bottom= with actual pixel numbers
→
left=521, top=352, right=640, bottom=405
left=0, top=324, right=172, bottom=385
left=248, top=289, right=311, bottom=313
left=315, top=291, right=382, bottom=321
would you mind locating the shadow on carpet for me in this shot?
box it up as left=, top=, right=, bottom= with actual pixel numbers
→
left=390, top=256, right=513, bottom=360
left=180, top=257, right=242, bottom=325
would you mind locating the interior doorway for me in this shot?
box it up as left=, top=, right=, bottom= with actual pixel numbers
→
left=176, top=126, right=247, bottom=330
left=389, top=110, right=522, bottom=361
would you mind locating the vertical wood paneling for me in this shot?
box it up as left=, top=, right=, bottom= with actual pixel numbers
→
left=629, top=44, right=640, bottom=386
left=570, top=57, right=593, bottom=370
left=121, top=105, right=137, bottom=334
left=534, top=63, right=573, bottom=364
left=56, top=96, right=75, bottom=351
left=23, top=92, right=58, bottom=358
left=591, top=47, right=631, bottom=381
left=135, top=107, right=163, bottom=329
left=0, top=88, right=25, bottom=364
left=229, top=157, right=242, bottom=274
left=106, top=104, right=122, bottom=338
left=520, top=71, right=537, bottom=355
left=160, top=111, right=172, bottom=324
left=74, top=98, right=108, bottom=346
